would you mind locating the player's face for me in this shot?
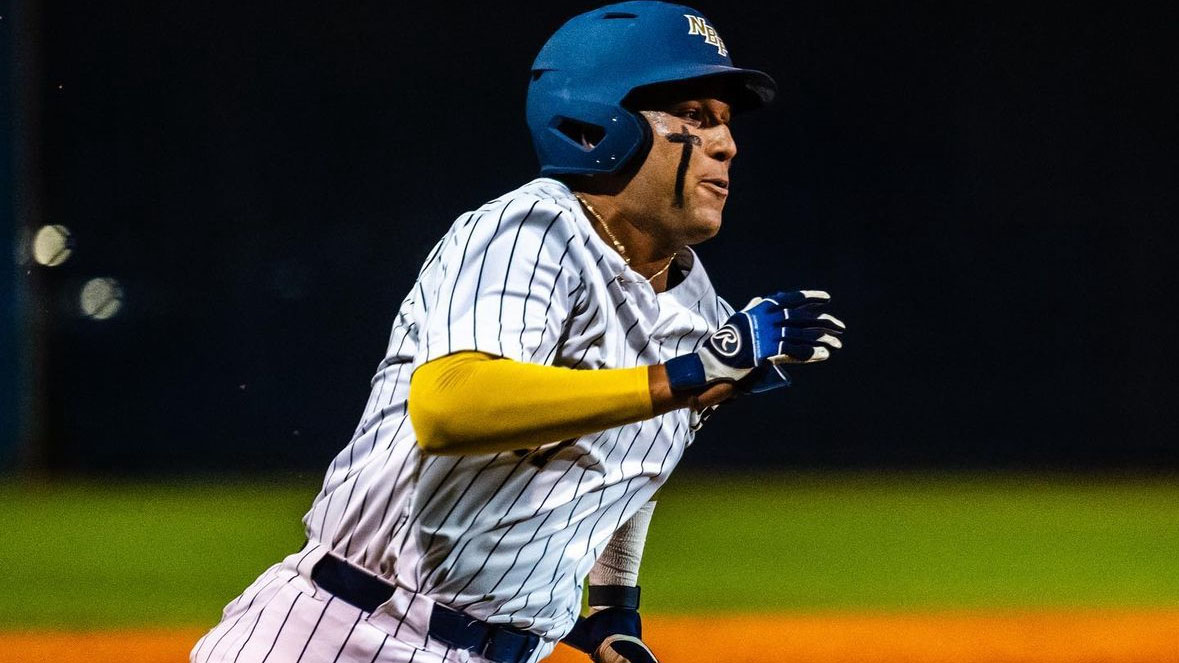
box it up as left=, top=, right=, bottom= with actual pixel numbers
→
left=619, top=98, right=736, bottom=249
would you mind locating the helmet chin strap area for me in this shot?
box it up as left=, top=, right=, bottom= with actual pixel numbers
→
left=665, top=125, right=702, bottom=208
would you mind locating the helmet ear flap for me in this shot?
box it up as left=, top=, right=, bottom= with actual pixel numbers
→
left=557, top=112, right=651, bottom=194
left=625, top=110, right=654, bottom=174
left=530, top=96, right=649, bottom=176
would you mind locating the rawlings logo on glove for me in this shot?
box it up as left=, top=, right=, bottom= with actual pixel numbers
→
left=710, top=325, right=742, bottom=357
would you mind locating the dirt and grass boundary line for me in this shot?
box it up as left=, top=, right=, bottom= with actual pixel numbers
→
left=5, top=610, right=1178, bottom=663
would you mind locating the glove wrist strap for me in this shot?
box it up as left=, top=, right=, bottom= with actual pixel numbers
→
left=665, top=354, right=707, bottom=392
left=588, top=584, right=641, bottom=611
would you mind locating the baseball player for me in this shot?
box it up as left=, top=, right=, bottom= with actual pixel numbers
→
left=192, top=3, right=844, bottom=663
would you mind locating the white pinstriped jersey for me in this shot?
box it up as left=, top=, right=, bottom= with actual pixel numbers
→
left=303, top=177, right=730, bottom=642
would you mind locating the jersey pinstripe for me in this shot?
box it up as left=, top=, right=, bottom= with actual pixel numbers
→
left=302, top=177, right=731, bottom=643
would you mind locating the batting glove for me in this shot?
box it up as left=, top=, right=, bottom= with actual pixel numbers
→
left=594, top=634, right=658, bottom=663
left=665, top=290, right=845, bottom=393
left=563, top=607, right=657, bottom=663
left=740, top=361, right=795, bottom=395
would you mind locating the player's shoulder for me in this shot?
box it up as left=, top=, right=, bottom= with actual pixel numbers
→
left=458, top=178, right=587, bottom=241
left=504, top=177, right=582, bottom=216
left=482, top=178, right=584, bottom=230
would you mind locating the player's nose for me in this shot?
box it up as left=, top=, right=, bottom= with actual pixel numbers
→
left=706, top=124, right=737, bottom=163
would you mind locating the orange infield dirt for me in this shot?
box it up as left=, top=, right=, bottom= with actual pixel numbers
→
left=4, top=611, right=1179, bottom=663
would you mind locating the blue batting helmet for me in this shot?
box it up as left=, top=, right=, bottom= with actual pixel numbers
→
left=526, top=1, right=776, bottom=177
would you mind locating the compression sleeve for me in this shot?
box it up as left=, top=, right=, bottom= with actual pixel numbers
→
left=588, top=500, right=656, bottom=609
left=409, top=351, right=654, bottom=455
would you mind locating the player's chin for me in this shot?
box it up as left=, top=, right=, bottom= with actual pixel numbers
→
left=683, top=199, right=725, bottom=243
left=682, top=210, right=723, bottom=245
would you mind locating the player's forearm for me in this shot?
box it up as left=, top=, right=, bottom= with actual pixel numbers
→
left=410, top=352, right=651, bottom=454
left=564, top=502, right=656, bottom=654
left=588, top=500, right=655, bottom=597
left=409, top=352, right=733, bottom=455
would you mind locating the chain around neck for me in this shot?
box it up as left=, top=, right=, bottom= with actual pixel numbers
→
left=574, top=193, right=677, bottom=284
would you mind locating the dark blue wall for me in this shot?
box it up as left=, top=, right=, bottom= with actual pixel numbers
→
left=25, top=2, right=1178, bottom=472
left=1, top=0, right=19, bottom=468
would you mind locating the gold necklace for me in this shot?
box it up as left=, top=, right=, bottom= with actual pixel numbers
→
left=575, top=193, right=677, bottom=284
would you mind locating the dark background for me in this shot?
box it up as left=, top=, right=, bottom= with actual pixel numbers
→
left=6, top=1, right=1177, bottom=473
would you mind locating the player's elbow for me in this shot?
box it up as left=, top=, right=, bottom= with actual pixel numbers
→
left=408, top=356, right=475, bottom=454
left=409, top=383, right=453, bottom=455
left=408, top=398, right=458, bottom=454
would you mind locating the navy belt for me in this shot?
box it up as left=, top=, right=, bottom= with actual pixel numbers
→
left=310, top=554, right=539, bottom=663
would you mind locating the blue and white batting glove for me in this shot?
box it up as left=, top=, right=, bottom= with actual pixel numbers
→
left=665, top=290, right=845, bottom=394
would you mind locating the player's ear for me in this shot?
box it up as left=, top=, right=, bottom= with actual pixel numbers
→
left=552, top=118, right=606, bottom=151
left=578, top=127, right=601, bottom=151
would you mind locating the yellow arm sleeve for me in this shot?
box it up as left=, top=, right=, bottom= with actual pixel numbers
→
left=408, top=351, right=654, bottom=455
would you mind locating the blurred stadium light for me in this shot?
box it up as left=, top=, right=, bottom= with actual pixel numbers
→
left=32, top=224, right=72, bottom=266
left=78, top=276, right=123, bottom=320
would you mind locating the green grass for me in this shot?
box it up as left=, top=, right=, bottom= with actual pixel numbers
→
left=645, top=473, right=1179, bottom=613
left=0, top=477, right=313, bottom=629
left=2, top=472, right=1178, bottom=628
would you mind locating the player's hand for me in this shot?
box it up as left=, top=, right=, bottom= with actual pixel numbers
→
left=665, top=290, right=844, bottom=393
left=594, top=634, right=658, bottom=663
left=739, top=361, right=793, bottom=394
left=563, top=607, right=657, bottom=662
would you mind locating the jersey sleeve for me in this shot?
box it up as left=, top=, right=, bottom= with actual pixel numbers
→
left=418, top=198, right=582, bottom=366
left=716, top=295, right=736, bottom=322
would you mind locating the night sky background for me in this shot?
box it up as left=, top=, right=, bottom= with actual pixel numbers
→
left=11, top=1, right=1178, bottom=473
